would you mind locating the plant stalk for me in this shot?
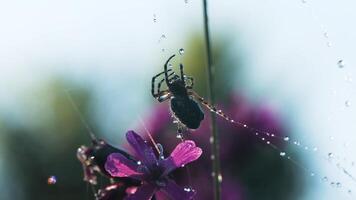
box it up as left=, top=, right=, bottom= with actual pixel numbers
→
left=202, top=0, right=221, bottom=200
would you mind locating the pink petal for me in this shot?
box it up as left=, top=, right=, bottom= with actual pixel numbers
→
left=162, top=140, right=202, bottom=175
left=105, top=153, right=144, bottom=179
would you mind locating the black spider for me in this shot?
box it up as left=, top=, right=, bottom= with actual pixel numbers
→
left=152, top=54, right=239, bottom=131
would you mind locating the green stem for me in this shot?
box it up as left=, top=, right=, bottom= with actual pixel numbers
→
left=202, top=0, right=221, bottom=200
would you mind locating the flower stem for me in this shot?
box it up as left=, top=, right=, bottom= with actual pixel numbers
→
left=202, top=1, right=221, bottom=200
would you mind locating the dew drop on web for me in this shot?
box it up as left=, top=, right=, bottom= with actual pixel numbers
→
left=47, top=176, right=57, bottom=185
left=337, top=60, right=345, bottom=68
left=179, top=48, right=185, bottom=55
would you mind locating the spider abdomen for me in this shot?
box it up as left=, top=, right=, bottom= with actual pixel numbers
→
left=170, top=97, right=204, bottom=129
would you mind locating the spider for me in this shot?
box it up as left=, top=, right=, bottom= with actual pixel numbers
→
left=151, top=54, right=235, bottom=130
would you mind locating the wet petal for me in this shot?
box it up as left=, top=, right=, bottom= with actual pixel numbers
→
left=105, top=153, right=144, bottom=180
left=159, top=179, right=195, bottom=200
left=126, top=130, right=158, bottom=168
left=125, top=183, right=156, bottom=200
left=162, top=140, right=202, bottom=174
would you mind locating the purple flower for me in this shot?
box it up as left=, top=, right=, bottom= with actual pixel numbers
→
left=105, top=130, right=202, bottom=200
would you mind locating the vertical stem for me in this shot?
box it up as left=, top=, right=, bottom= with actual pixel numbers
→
left=202, top=1, right=221, bottom=200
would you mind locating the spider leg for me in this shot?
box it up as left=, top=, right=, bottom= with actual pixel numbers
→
left=189, top=90, right=238, bottom=124
left=179, top=63, right=185, bottom=85
left=164, top=54, right=176, bottom=86
left=157, top=71, right=175, bottom=94
left=155, top=91, right=172, bottom=102
left=151, top=69, right=173, bottom=97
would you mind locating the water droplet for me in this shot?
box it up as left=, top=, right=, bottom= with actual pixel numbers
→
left=338, top=60, right=345, bottom=68
left=261, top=137, right=265, bottom=141
left=209, top=136, right=214, bottom=144
left=345, top=100, right=351, bottom=107
left=153, top=14, right=157, bottom=23
left=322, top=176, right=328, bottom=182
left=184, top=0, right=188, bottom=3
left=328, top=152, right=334, bottom=158
left=330, top=182, right=336, bottom=187
left=327, top=42, right=332, bottom=47
left=47, top=176, right=57, bottom=185
left=181, top=164, right=185, bottom=167
left=313, top=147, right=318, bottom=151
left=304, top=146, right=309, bottom=150
left=284, top=136, right=290, bottom=141
left=266, top=141, right=270, bottom=144
left=345, top=75, right=353, bottom=83
left=243, top=124, right=248, bottom=128
left=184, top=187, right=191, bottom=192
left=255, top=132, right=259, bottom=136
left=280, top=152, right=286, bottom=157
left=310, top=172, right=315, bottom=177
left=161, top=48, right=165, bottom=52
left=301, top=0, right=307, bottom=3
left=137, top=161, right=142, bottom=165
left=211, top=172, right=216, bottom=177
left=176, top=133, right=183, bottom=139
left=168, top=63, right=173, bottom=68
left=211, top=155, right=215, bottom=160
left=348, top=190, right=352, bottom=194
left=179, top=48, right=185, bottom=55
left=271, top=134, right=275, bottom=137
left=323, top=32, right=329, bottom=38
left=217, top=174, right=223, bottom=183
left=336, top=182, right=342, bottom=188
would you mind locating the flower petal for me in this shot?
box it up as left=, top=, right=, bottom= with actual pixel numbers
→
left=105, top=153, right=144, bottom=180
left=125, top=183, right=156, bottom=200
left=126, top=130, right=158, bottom=168
left=159, top=179, right=195, bottom=200
left=162, top=140, right=202, bottom=174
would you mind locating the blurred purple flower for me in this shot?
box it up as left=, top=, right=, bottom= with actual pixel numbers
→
left=139, top=93, right=288, bottom=199
left=105, top=130, right=202, bottom=200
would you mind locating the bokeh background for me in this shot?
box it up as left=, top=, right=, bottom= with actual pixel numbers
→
left=1, top=0, right=356, bottom=199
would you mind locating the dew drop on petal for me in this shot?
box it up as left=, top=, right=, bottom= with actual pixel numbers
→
left=338, top=60, right=345, bottom=68
left=47, top=176, right=57, bottom=185
left=179, top=48, right=185, bottom=55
